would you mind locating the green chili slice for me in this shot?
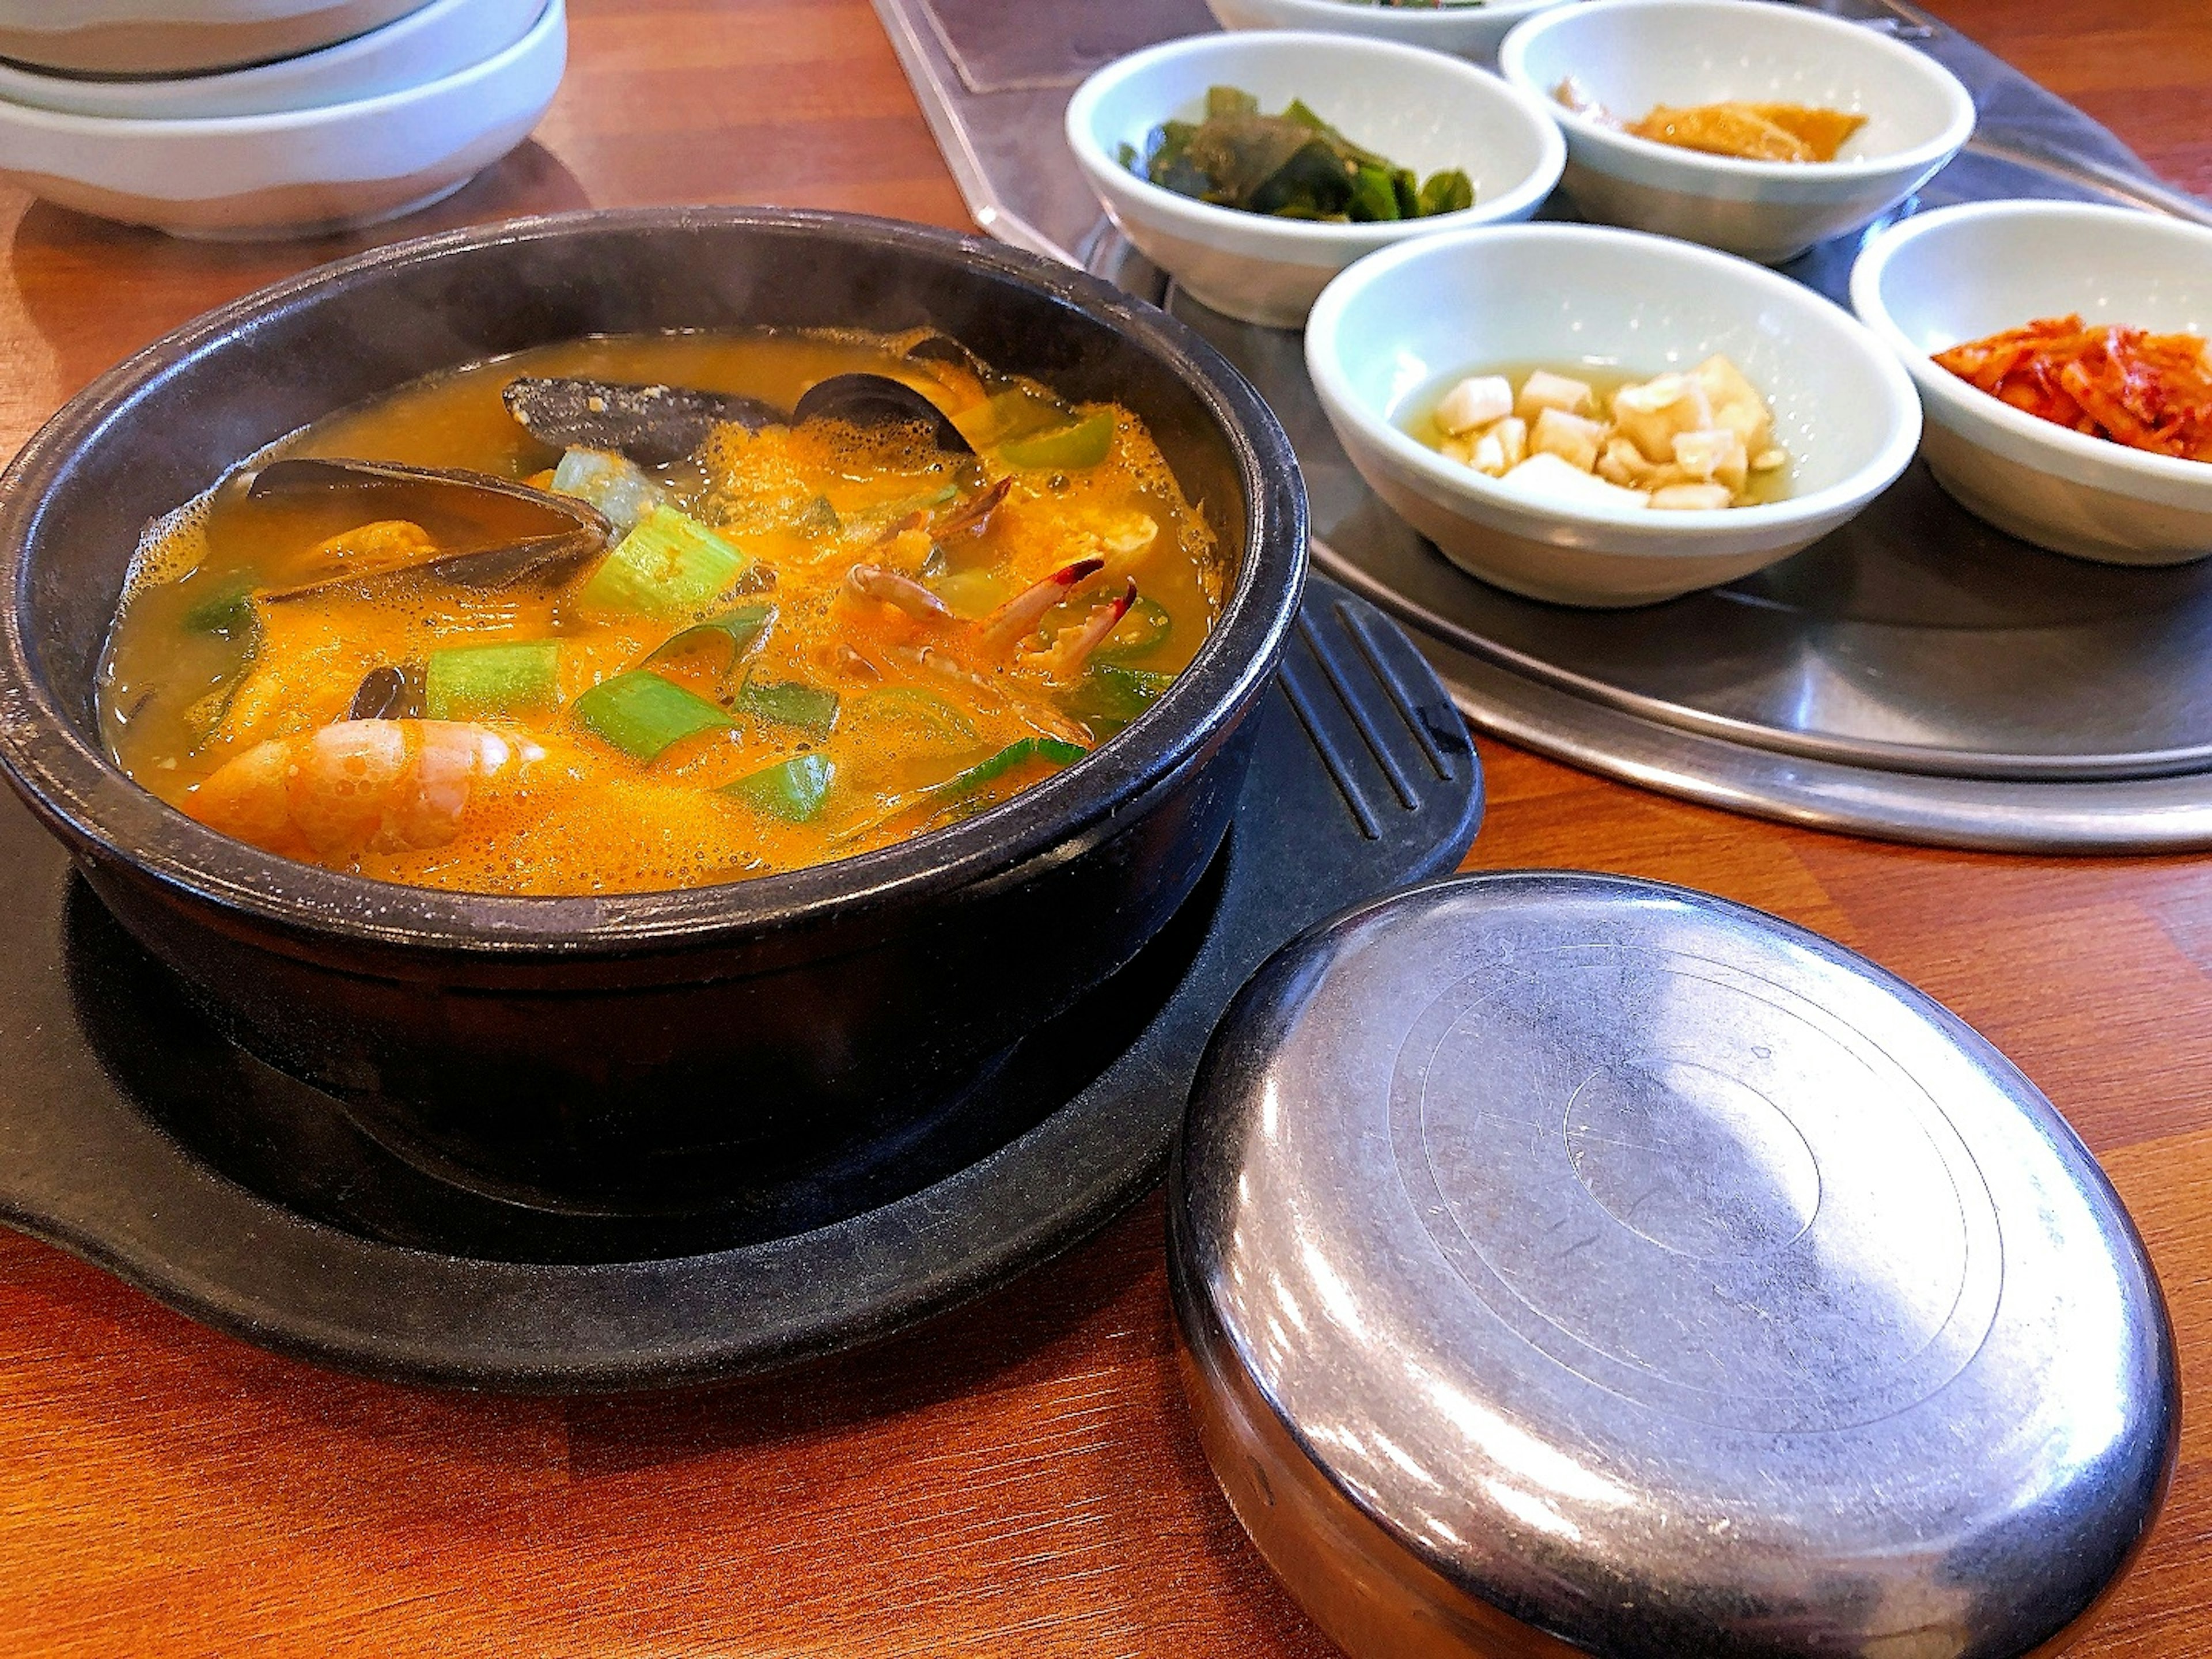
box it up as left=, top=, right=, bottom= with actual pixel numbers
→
left=1093, top=596, right=1173, bottom=664
left=1065, top=663, right=1173, bottom=731
left=572, top=670, right=732, bottom=760
left=936, top=736, right=1087, bottom=799
left=1000, top=410, right=1115, bottom=471
left=577, top=505, right=751, bottom=616
left=724, top=753, right=835, bottom=823
left=423, top=641, right=560, bottom=721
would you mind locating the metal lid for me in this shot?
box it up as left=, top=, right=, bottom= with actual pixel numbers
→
left=1171, top=872, right=2177, bottom=1659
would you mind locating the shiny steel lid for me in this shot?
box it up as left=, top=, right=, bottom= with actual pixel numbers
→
left=1171, top=873, right=2177, bottom=1659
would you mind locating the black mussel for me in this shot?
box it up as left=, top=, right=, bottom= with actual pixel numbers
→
left=791, top=373, right=974, bottom=454
left=346, top=664, right=424, bottom=721
left=247, top=458, right=612, bottom=601
left=502, top=377, right=783, bottom=467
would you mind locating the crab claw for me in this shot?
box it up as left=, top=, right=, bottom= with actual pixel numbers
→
left=845, top=562, right=952, bottom=619
left=933, top=476, right=1012, bottom=540
left=1021, top=579, right=1138, bottom=684
left=977, top=556, right=1104, bottom=652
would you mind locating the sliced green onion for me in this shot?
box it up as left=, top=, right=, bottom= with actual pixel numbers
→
left=643, top=602, right=776, bottom=683
left=740, top=674, right=839, bottom=737
left=576, top=505, right=751, bottom=616
left=1093, top=596, right=1172, bottom=663
left=423, top=641, right=560, bottom=721
left=936, top=736, right=1086, bottom=799
left=1000, top=410, right=1115, bottom=471
left=571, top=669, right=732, bottom=760
left=180, top=576, right=256, bottom=638
left=550, top=447, right=665, bottom=535
left=1065, top=663, right=1172, bottom=730
left=723, top=753, right=835, bottom=823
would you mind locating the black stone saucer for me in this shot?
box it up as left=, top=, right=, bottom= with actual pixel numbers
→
left=0, top=578, right=1479, bottom=1392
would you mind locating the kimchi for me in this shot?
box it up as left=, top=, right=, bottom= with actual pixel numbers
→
left=1934, top=314, right=2212, bottom=463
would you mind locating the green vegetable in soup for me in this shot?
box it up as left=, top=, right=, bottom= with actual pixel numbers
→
left=1132, top=86, right=1478, bottom=224
left=643, top=602, right=776, bottom=685
left=935, top=736, right=1087, bottom=800
left=577, top=505, right=751, bottom=616
left=573, top=669, right=733, bottom=760
left=180, top=576, right=257, bottom=638
left=424, top=640, right=561, bottom=720
left=739, top=673, right=840, bottom=737
left=724, top=753, right=836, bottom=822
left=1000, top=410, right=1115, bottom=471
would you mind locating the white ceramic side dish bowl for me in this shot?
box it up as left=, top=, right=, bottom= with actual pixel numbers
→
left=0, top=0, right=426, bottom=75
left=1306, top=222, right=1923, bottom=607
left=0, top=0, right=544, bottom=121
left=1204, top=0, right=1577, bottom=70
left=0, top=0, right=563, bottom=241
left=1851, top=200, right=2212, bottom=567
left=1498, top=0, right=1975, bottom=264
left=1066, top=31, right=1565, bottom=329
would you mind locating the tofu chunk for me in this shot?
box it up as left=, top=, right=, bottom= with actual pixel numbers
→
left=1611, top=372, right=1715, bottom=465
left=1531, top=406, right=1607, bottom=474
left=1497, top=452, right=1651, bottom=509
left=1435, top=375, right=1514, bottom=435
left=1515, top=370, right=1595, bottom=424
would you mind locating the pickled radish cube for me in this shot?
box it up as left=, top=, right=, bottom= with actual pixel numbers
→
left=1435, top=375, right=1513, bottom=435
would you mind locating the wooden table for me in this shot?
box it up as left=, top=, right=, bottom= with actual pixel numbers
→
left=3, top=2, right=2209, bottom=1652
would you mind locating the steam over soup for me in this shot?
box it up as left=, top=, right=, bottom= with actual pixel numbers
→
left=97, top=329, right=1224, bottom=895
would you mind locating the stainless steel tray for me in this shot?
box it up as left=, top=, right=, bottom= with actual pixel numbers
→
left=873, top=0, right=2212, bottom=849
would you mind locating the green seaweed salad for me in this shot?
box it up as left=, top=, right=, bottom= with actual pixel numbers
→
left=1118, top=86, right=1475, bottom=222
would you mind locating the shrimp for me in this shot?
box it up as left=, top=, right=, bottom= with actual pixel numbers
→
left=186, top=719, right=546, bottom=864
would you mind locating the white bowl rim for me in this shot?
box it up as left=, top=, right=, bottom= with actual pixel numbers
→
left=1213, top=0, right=1570, bottom=25
left=1498, top=0, right=1978, bottom=184
left=1849, top=198, right=2212, bottom=495
left=1307, top=219, right=1925, bottom=536
left=1066, top=29, right=1567, bottom=246
left=0, top=0, right=540, bottom=111
left=0, top=0, right=558, bottom=135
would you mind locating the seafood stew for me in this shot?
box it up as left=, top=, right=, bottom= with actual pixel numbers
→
left=97, top=329, right=1224, bottom=896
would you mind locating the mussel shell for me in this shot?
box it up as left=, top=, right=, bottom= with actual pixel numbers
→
left=502, top=377, right=783, bottom=467
left=899, top=331, right=991, bottom=377
left=247, top=457, right=612, bottom=600
left=345, top=664, right=424, bottom=721
left=790, top=373, right=975, bottom=454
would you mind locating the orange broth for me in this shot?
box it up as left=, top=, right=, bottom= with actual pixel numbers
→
left=97, top=329, right=1224, bottom=895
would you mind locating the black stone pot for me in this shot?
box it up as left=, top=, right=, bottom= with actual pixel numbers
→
left=0, top=208, right=1306, bottom=1202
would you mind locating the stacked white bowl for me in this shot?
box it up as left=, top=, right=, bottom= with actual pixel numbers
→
left=0, top=0, right=566, bottom=240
